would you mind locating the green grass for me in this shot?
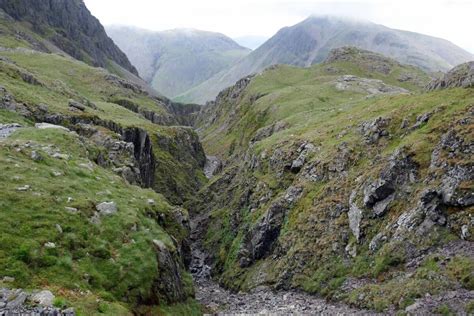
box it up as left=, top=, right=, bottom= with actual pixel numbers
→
left=194, top=49, right=474, bottom=312
left=0, top=121, right=193, bottom=313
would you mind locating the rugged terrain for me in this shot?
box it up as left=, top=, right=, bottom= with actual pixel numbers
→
left=179, top=15, right=474, bottom=104
left=0, top=2, right=206, bottom=315
left=0, top=1, right=473, bottom=315
left=106, top=26, right=250, bottom=100
left=189, top=47, right=474, bottom=314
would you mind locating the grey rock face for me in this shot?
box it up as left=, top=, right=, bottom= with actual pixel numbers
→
left=0, top=123, right=21, bottom=139
left=239, top=186, right=303, bottom=267
left=0, top=0, right=138, bottom=75
left=152, top=240, right=187, bottom=303
left=363, top=179, right=394, bottom=208
left=427, top=61, right=474, bottom=90
left=360, top=117, right=391, bottom=144
left=394, top=189, right=447, bottom=239
left=122, top=128, right=156, bottom=188
left=0, top=288, right=75, bottom=315
left=348, top=190, right=363, bottom=242
left=430, top=128, right=474, bottom=207
left=364, top=147, right=418, bottom=210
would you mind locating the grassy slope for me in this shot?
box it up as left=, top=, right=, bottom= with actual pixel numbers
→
left=196, top=56, right=474, bottom=311
left=0, top=48, right=205, bottom=204
left=200, top=59, right=430, bottom=156
left=0, top=30, right=204, bottom=315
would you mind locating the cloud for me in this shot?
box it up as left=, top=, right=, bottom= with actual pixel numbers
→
left=84, top=0, right=474, bottom=53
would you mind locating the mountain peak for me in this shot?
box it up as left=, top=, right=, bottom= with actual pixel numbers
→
left=0, top=0, right=138, bottom=75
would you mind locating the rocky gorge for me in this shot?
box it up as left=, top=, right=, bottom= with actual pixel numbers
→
left=0, top=1, right=473, bottom=315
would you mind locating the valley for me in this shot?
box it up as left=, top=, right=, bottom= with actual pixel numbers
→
left=0, top=1, right=473, bottom=315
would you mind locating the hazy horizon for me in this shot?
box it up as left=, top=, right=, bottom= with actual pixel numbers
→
left=84, top=0, right=474, bottom=54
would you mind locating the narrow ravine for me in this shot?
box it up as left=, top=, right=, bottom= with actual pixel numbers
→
left=191, top=158, right=377, bottom=315
left=189, top=214, right=378, bottom=315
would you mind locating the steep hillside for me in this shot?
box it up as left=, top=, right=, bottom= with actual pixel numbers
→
left=106, top=26, right=250, bottom=99
left=0, top=2, right=207, bottom=315
left=0, top=0, right=138, bottom=76
left=191, top=48, right=474, bottom=313
left=179, top=16, right=473, bottom=104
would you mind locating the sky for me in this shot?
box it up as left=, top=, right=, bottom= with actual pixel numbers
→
left=83, top=0, right=474, bottom=53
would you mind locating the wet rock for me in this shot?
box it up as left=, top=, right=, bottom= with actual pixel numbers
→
left=122, top=128, right=155, bottom=188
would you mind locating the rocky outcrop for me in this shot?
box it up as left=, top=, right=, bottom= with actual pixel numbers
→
left=427, top=61, right=474, bottom=90
left=364, top=148, right=418, bottom=208
left=123, top=128, right=156, bottom=188
left=335, top=75, right=409, bottom=96
left=0, top=0, right=139, bottom=75
left=238, top=186, right=303, bottom=267
left=151, top=240, right=187, bottom=304
left=0, top=288, right=75, bottom=315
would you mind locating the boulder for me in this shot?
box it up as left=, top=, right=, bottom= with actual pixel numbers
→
left=68, top=99, right=86, bottom=111
left=348, top=190, right=363, bottom=242
left=30, top=290, right=54, bottom=307
left=96, top=201, right=117, bottom=215
left=35, top=123, right=69, bottom=131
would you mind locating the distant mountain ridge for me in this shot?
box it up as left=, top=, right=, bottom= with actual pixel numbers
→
left=106, top=26, right=251, bottom=99
left=0, top=0, right=139, bottom=75
left=177, top=16, right=474, bottom=104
